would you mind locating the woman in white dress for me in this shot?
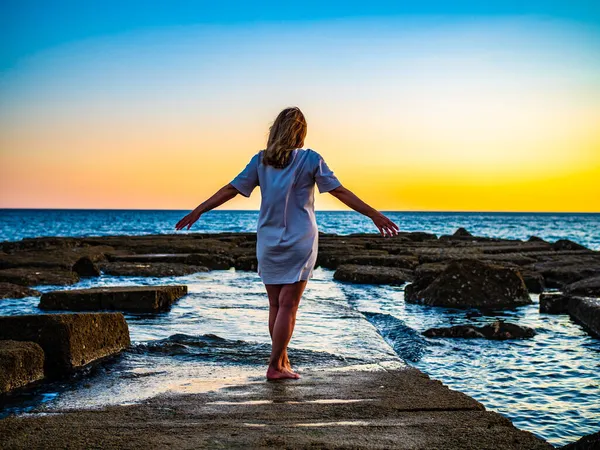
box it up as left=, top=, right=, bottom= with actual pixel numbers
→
left=175, top=107, right=399, bottom=380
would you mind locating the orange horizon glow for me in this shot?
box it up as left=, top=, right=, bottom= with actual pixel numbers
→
left=1, top=18, right=599, bottom=212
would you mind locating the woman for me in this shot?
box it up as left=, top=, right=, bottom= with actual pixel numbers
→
left=175, top=107, right=399, bottom=380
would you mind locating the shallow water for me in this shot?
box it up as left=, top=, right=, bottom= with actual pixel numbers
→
left=1, top=267, right=598, bottom=446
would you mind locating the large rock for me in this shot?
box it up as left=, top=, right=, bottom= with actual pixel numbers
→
left=39, top=285, right=188, bottom=313
left=72, top=256, right=100, bottom=277
left=333, top=264, right=413, bottom=285
left=552, top=239, right=589, bottom=251
left=405, top=259, right=531, bottom=309
left=423, top=320, right=535, bottom=340
left=0, top=313, right=130, bottom=377
left=565, top=276, right=600, bottom=297
left=539, top=292, right=571, bottom=314
left=0, top=340, right=45, bottom=393
left=561, top=430, right=600, bottom=449
left=0, top=282, right=40, bottom=299
left=568, top=297, right=600, bottom=338
left=98, top=262, right=207, bottom=277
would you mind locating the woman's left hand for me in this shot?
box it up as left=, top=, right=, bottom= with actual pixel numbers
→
left=175, top=209, right=202, bottom=230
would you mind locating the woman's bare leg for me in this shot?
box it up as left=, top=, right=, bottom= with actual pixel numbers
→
left=265, top=284, right=290, bottom=370
left=267, top=281, right=307, bottom=380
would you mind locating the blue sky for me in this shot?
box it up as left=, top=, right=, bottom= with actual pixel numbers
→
left=2, top=1, right=599, bottom=70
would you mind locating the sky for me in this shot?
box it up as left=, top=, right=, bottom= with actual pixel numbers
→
left=1, top=1, right=599, bottom=212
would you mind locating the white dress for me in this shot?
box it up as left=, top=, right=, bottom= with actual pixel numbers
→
left=230, top=148, right=341, bottom=284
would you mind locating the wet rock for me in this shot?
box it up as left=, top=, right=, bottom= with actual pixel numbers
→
left=234, top=255, right=258, bottom=271
left=107, top=253, right=190, bottom=263
left=316, top=250, right=388, bottom=269
left=333, top=264, right=413, bottom=285
left=561, top=430, right=600, bottom=449
left=0, top=340, right=45, bottom=393
left=539, top=292, right=571, bottom=314
left=520, top=270, right=545, bottom=294
left=39, top=285, right=188, bottom=313
left=423, top=320, right=535, bottom=340
left=565, top=276, right=600, bottom=297
left=72, top=256, right=100, bottom=277
left=568, top=297, right=600, bottom=339
left=0, top=267, right=79, bottom=287
left=0, top=313, right=130, bottom=377
left=337, top=254, right=418, bottom=270
left=184, top=253, right=235, bottom=270
left=453, top=228, right=473, bottom=238
left=405, top=259, right=531, bottom=309
left=528, top=236, right=547, bottom=243
left=552, top=239, right=589, bottom=251
left=98, top=262, right=207, bottom=277
left=533, top=263, right=600, bottom=289
left=0, top=282, right=40, bottom=299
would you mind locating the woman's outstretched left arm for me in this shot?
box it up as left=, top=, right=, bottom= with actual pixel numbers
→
left=175, top=184, right=239, bottom=230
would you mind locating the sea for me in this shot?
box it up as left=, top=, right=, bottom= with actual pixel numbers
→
left=0, top=209, right=599, bottom=447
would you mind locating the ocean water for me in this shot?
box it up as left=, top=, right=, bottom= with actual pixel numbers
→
left=0, top=209, right=599, bottom=447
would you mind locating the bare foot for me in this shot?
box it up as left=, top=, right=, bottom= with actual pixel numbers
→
left=266, top=366, right=300, bottom=380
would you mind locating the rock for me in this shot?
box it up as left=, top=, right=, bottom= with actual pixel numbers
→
left=0, top=313, right=130, bottom=377
left=0, top=340, right=45, bottom=393
left=0, top=267, right=79, bottom=287
left=423, top=320, right=535, bottom=340
left=72, top=256, right=100, bottom=277
left=534, top=263, right=600, bottom=289
left=568, top=297, right=600, bottom=338
left=453, top=227, right=473, bottom=237
left=405, top=259, right=531, bottom=309
left=337, top=255, right=418, bottom=270
left=565, top=276, right=600, bottom=297
left=333, top=264, right=413, bottom=285
left=316, top=250, right=388, bottom=269
left=234, top=255, right=258, bottom=271
left=39, top=285, right=188, bottom=313
left=184, top=253, right=235, bottom=270
left=0, top=282, right=40, bottom=299
left=520, top=270, right=545, bottom=294
left=561, top=430, right=600, bottom=449
left=528, top=236, right=547, bottom=243
left=106, top=253, right=190, bottom=263
left=99, top=262, right=207, bottom=277
left=539, top=292, right=571, bottom=314
left=553, top=239, right=589, bottom=251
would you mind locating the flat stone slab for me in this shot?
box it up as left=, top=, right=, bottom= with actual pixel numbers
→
left=39, top=285, right=188, bottom=313
left=0, top=340, right=45, bottom=393
left=0, top=313, right=130, bottom=377
left=334, top=264, right=413, bottom=285
left=98, top=262, right=207, bottom=277
left=0, top=367, right=551, bottom=449
left=569, top=297, right=600, bottom=338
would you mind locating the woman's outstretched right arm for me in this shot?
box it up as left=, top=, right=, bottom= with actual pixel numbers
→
left=328, top=186, right=399, bottom=237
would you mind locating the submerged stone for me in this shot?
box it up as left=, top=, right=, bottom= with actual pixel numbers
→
left=423, top=320, right=536, bottom=340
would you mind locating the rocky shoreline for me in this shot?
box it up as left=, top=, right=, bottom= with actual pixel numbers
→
left=1, top=229, right=599, bottom=448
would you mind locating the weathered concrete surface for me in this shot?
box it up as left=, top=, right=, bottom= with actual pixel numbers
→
left=568, top=297, right=600, bottom=338
left=539, top=292, right=571, bottom=314
left=405, top=259, right=531, bottom=309
left=0, top=282, right=40, bottom=299
left=98, top=261, right=207, bottom=277
left=334, top=264, right=413, bottom=285
left=39, top=285, right=188, bottom=313
left=423, top=320, right=535, bottom=340
left=0, top=313, right=130, bottom=376
left=0, top=367, right=551, bottom=449
left=0, top=340, right=45, bottom=393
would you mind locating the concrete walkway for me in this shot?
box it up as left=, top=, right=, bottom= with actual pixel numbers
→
left=0, top=365, right=551, bottom=449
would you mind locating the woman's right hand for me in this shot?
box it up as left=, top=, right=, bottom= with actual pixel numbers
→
left=369, top=211, right=399, bottom=237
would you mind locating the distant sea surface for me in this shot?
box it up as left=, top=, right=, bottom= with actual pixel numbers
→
left=1, top=209, right=599, bottom=249
left=1, top=209, right=599, bottom=447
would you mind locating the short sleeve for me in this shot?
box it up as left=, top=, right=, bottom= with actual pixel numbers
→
left=230, top=153, right=260, bottom=197
left=313, top=151, right=342, bottom=193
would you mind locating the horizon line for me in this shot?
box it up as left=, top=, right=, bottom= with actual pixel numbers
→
left=1, top=208, right=599, bottom=215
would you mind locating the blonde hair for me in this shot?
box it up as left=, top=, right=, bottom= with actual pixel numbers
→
left=262, top=107, right=307, bottom=168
